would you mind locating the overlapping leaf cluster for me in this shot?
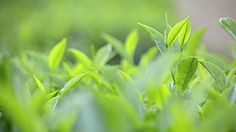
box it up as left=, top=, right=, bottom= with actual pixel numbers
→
left=0, top=17, right=236, bottom=132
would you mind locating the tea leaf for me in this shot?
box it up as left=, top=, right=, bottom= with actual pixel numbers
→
left=60, top=73, right=88, bottom=96
left=138, top=23, right=166, bottom=54
left=33, top=75, right=46, bottom=94
left=167, top=17, right=190, bottom=47
left=95, top=44, right=112, bottom=65
left=102, top=34, right=130, bottom=63
left=186, top=28, right=205, bottom=56
left=140, top=47, right=158, bottom=67
left=69, top=48, right=92, bottom=68
left=48, top=38, right=67, bottom=71
left=178, top=20, right=191, bottom=47
left=125, top=30, right=139, bottom=59
left=219, top=17, right=236, bottom=40
left=200, top=61, right=227, bottom=91
left=175, top=57, right=198, bottom=92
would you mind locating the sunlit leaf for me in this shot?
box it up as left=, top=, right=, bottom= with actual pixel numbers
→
left=48, top=38, right=67, bottom=71
left=33, top=74, right=46, bottom=94
left=178, top=20, right=191, bottom=47
left=125, top=30, right=139, bottom=59
left=167, top=17, right=190, bottom=47
left=60, top=72, right=88, bottom=97
left=69, top=48, right=92, bottom=68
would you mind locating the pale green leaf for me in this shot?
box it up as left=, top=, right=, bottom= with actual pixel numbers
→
left=48, top=38, right=67, bottom=71
left=140, top=47, right=158, bottom=67
left=102, top=34, right=130, bottom=63
left=33, top=74, right=46, bottom=94
left=138, top=23, right=166, bottom=54
left=219, top=17, right=236, bottom=40
left=178, top=20, right=191, bottom=47
left=167, top=17, right=190, bottom=47
left=185, top=28, right=205, bottom=56
left=69, top=48, right=92, bottom=68
left=125, top=30, right=139, bottom=58
left=60, top=73, right=87, bottom=97
left=200, top=61, right=227, bottom=91
left=95, top=44, right=112, bottom=65
left=175, top=57, right=198, bottom=92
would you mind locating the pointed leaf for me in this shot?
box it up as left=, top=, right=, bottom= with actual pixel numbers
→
left=138, top=23, right=166, bottom=54
left=167, top=17, right=190, bottom=47
left=200, top=61, right=227, bottom=91
left=125, top=30, right=139, bottom=58
left=48, top=38, right=67, bottom=71
left=69, top=48, right=92, bottom=68
left=33, top=74, right=46, bottom=94
left=60, top=73, right=87, bottom=96
left=175, top=57, right=198, bottom=92
left=102, top=34, right=132, bottom=64
left=219, top=17, right=236, bottom=40
left=95, top=44, right=112, bottom=65
left=186, top=28, right=205, bottom=56
left=178, top=20, right=191, bottom=47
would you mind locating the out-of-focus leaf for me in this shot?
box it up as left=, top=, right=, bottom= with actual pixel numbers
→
left=69, top=48, right=92, bottom=68
left=125, top=30, right=139, bottom=60
left=33, top=74, right=46, bottom=94
left=60, top=73, right=87, bottom=97
left=95, top=44, right=112, bottom=65
left=200, top=61, right=227, bottom=91
left=178, top=20, right=191, bottom=47
left=186, top=28, right=205, bottom=56
left=48, top=38, right=67, bottom=71
left=175, top=57, right=198, bottom=92
left=138, top=23, right=166, bottom=54
left=140, top=47, right=158, bottom=67
left=167, top=17, right=190, bottom=47
left=102, top=34, right=130, bottom=63
left=219, top=17, right=236, bottom=40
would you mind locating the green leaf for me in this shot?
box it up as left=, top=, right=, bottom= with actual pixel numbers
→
left=33, top=74, right=46, bottom=94
left=175, top=57, right=198, bottom=92
left=125, top=30, right=139, bottom=59
left=48, top=38, right=67, bottom=71
left=138, top=23, right=166, bottom=54
left=140, top=47, right=158, bottom=67
left=185, top=28, right=205, bottom=56
left=219, top=17, right=236, bottom=40
left=60, top=73, right=87, bottom=97
left=200, top=61, right=227, bottom=91
left=95, top=44, right=112, bottom=65
left=167, top=17, right=190, bottom=47
left=69, top=48, right=92, bottom=68
left=178, top=20, right=191, bottom=47
left=102, top=34, right=130, bottom=63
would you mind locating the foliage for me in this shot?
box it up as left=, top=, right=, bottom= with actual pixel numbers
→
left=0, top=17, right=236, bottom=132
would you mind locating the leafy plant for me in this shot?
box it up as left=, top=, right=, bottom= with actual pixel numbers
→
left=0, top=17, right=236, bottom=132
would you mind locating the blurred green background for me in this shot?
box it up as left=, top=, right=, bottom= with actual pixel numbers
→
left=0, top=0, right=174, bottom=54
